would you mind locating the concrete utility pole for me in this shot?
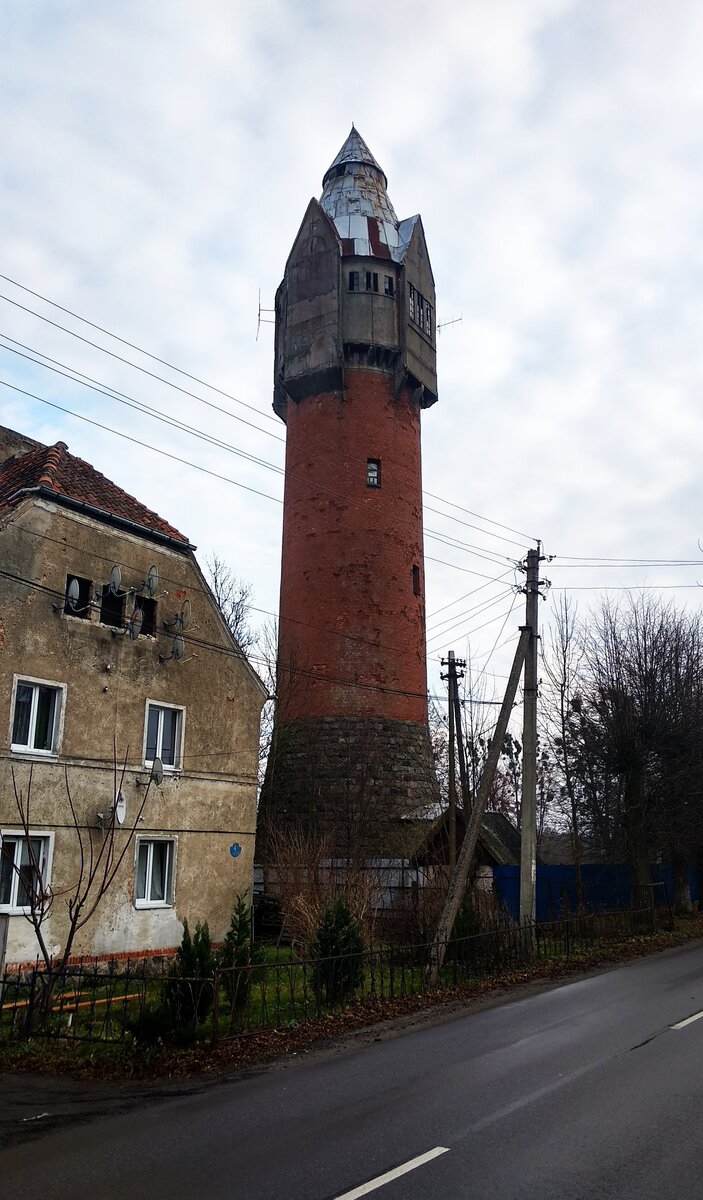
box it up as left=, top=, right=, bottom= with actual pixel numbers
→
left=452, top=658, right=469, bottom=812
left=519, top=545, right=542, bottom=925
left=430, top=628, right=530, bottom=984
left=441, top=652, right=467, bottom=872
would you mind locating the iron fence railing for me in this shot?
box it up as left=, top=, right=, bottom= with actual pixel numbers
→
left=0, top=906, right=663, bottom=1047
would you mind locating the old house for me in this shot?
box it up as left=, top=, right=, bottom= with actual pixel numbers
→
left=0, top=426, right=266, bottom=967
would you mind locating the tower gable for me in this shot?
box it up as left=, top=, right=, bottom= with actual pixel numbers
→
left=273, top=198, right=342, bottom=418
left=399, top=216, right=437, bottom=407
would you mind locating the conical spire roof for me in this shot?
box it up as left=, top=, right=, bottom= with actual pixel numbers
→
left=322, top=126, right=387, bottom=189
left=319, top=126, right=403, bottom=260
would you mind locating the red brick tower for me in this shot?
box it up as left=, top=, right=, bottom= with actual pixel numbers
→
left=262, top=129, right=438, bottom=849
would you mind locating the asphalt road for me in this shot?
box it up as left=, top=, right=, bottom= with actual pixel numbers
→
left=3, top=940, right=703, bottom=1199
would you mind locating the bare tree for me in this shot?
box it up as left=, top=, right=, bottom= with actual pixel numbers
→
left=8, top=753, right=154, bottom=1024
left=578, top=595, right=703, bottom=908
left=541, top=595, right=587, bottom=906
left=265, top=824, right=379, bottom=946
left=205, top=553, right=257, bottom=653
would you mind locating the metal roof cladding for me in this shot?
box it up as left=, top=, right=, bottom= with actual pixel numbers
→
left=320, top=126, right=418, bottom=262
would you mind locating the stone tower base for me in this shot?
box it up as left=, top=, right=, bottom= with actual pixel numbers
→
left=258, top=715, right=439, bottom=859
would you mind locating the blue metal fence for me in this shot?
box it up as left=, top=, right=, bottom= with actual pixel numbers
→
left=493, top=863, right=699, bottom=921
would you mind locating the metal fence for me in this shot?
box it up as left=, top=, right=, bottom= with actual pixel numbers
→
left=0, top=906, right=661, bottom=1047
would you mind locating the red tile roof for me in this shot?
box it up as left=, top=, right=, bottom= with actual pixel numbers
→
left=0, top=438, right=190, bottom=544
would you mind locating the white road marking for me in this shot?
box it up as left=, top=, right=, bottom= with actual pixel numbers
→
left=671, top=1009, right=703, bottom=1030
left=334, top=1146, right=450, bottom=1199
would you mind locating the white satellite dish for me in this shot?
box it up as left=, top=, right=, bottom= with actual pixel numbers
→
left=143, top=565, right=159, bottom=597
left=127, top=606, right=143, bottom=640
left=108, top=564, right=122, bottom=594
left=114, top=789, right=126, bottom=825
left=65, top=577, right=81, bottom=611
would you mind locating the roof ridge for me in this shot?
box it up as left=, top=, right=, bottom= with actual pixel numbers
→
left=37, top=441, right=68, bottom=490
left=0, top=436, right=190, bottom=544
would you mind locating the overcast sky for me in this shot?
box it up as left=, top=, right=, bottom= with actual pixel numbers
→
left=2, top=0, right=702, bottom=706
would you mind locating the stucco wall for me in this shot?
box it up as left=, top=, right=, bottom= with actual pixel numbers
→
left=0, top=498, right=265, bottom=964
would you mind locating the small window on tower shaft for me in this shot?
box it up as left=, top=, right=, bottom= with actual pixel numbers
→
left=412, top=564, right=421, bottom=596
left=366, top=459, right=381, bottom=488
left=384, top=275, right=394, bottom=297
left=408, top=284, right=416, bottom=322
left=349, top=271, right=360, bottom=292
left=365, top=271, right=379, bottom=292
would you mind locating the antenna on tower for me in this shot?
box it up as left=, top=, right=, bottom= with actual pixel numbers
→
left=256, top=289, right=275, bottom=341
left=437, top=314, right=463, bottom=336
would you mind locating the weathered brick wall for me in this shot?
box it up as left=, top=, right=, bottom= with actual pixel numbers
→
left=277, top=368, right=428, bottom=725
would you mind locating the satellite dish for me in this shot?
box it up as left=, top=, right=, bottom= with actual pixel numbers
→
left=173, top=634, right=185, bottom=660
left=143, top=565, right=159, bottom=597
left=108, top=564, right=122, bottom=595
left=114, top=789, right=126, bottom=825
left=65, top=577, right=81, bottom=610
left=151, top=757, right=164, bottom=786
left=127, top=606, right=143, bottom=640
left=179, top=599, right=191, bottom=631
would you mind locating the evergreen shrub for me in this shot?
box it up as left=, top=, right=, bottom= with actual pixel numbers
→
left=309, top=898, right=364, bottom=1006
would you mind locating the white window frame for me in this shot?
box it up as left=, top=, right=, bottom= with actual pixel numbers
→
left=0, top=829, right=54, bottom=915
left=142, top=700, right=185, bottom=772
left=134, top=836, right=176, bottom=909
left=9, top=675, right=66, bottom=757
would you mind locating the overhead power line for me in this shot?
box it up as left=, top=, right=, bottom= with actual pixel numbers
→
left=0, top=273, right=534, bottom=552
left=425, top=587, right=515, bottom=639
left=10, top=518, right=431, bottom=658
left=0, top=376, right=520, bottom=571
left=427, top=602, right=519, bottom=651
left=0, top=379, right=284, bottom=505
left=1, top=566, right=492, bottom=705
left=0, top=331, right=286, bottom=446
left=1, top=330, right=519, bottom=559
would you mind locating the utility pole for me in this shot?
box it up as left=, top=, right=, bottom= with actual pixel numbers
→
left=430, top=628, right=530, bottom=983
left=441, top=652, right=464, bottom=872
left=519, top=544, right=543, bottom=925
left=452, top=659, right=469, bottom=812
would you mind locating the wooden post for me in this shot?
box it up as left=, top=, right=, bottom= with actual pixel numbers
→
left=430, top=629, right=530, bottom=984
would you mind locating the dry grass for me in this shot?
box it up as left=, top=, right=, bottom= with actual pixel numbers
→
left=265, top=826, right=380, bottom=945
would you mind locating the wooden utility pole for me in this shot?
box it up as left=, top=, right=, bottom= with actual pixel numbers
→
left=519, top=545, right=541, bottom=924
left=430, top=628, right=530, bottom=983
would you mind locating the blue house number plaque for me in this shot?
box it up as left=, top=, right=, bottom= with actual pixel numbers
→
left=229, top=842, right=241, bottom=858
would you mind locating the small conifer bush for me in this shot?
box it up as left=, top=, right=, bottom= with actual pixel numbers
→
left=218, top=894, right=263, bottom=1015
left=310, top=897, right=364, bottom=1006
left=163, top=919, right=215, bottom=1029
